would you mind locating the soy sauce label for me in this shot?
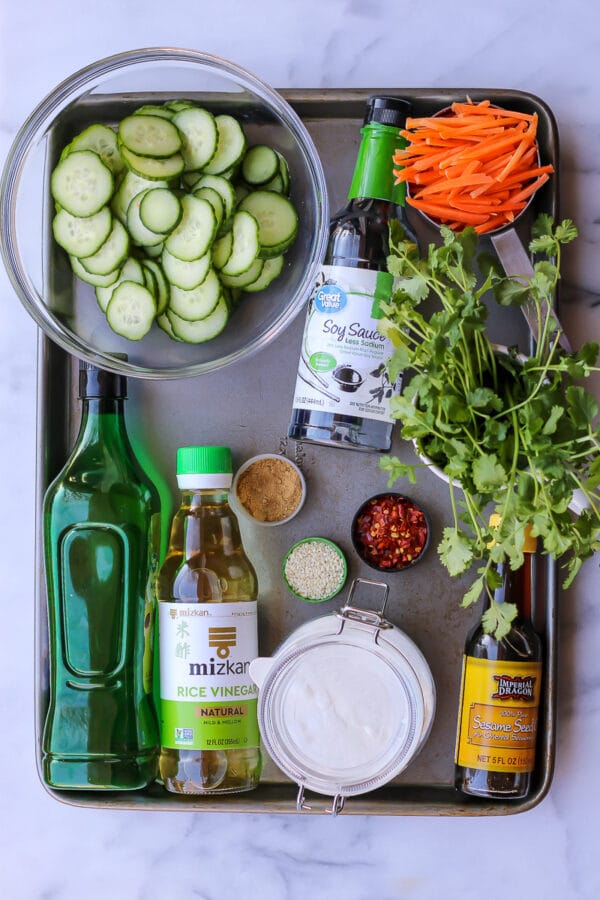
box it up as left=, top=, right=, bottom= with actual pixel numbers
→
left=455, top=657, right=542, bottom=773
left=291, top=265, right=401, bottom=423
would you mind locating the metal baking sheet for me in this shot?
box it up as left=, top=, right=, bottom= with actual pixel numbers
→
left=34, top=88, right=559, bottom=815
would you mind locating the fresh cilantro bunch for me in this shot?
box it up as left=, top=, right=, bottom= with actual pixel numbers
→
left=380, top=215, right=600, bottom=638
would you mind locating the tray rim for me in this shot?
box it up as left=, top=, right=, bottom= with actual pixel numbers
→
left=33, top=85, right=559, bottom=817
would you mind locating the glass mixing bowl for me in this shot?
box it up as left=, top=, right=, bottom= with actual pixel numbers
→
left=0, top=48, right=329, bottom=379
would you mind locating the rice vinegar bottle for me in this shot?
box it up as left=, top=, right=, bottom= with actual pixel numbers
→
left=157, top=446, right=261, bottom=794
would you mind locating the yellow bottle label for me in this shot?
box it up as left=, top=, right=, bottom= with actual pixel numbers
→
left=455, top=656, right=542, bottom=773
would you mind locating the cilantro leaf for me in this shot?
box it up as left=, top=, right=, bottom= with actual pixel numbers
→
left=438, top=528, right=474, bottom=576
left=472, top=454, right=507, bottom=491
left=482, top=600, right=517, bottom=639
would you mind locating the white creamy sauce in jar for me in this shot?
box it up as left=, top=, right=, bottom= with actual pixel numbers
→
left=280, top=644, right=408, bottom=772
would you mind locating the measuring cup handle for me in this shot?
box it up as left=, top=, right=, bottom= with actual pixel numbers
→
left=491, top=229, right=572, bottom=353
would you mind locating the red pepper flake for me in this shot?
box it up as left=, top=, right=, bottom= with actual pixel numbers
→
left=352, top=493, right=429, bottom=571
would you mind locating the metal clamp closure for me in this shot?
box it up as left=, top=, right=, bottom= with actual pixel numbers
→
left=337, top=578, right=392, bottom=638
left=296, top=784, right=345, bottom=816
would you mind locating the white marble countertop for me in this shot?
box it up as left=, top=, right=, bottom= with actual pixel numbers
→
left=2, top=1, right=600, bottom=897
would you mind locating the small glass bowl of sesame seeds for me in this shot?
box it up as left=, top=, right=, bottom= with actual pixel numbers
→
left=351, top=493, right=430, bottom=572
left=282, top=537, right=348, bottom=603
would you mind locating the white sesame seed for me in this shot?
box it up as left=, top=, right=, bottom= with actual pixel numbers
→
left=284, top=540, right=345, bottom=600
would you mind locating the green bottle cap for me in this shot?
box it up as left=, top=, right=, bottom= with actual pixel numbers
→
left=176, top=446, right=232, bottom=476
left=348, top=95, right=411, bottom=205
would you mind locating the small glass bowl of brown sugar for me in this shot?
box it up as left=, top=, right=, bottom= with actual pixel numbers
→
left=232, top=453, right=306, bottom=526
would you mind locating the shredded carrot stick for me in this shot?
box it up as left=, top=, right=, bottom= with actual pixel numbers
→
left=393, top=99, right=554, bottom=234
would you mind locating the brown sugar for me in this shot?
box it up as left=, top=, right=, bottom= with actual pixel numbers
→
left=236, top=457, right=303, bottom=522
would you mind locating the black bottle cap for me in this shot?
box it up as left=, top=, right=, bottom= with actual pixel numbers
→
left=78, top=356, right=128, bottom=399
left=364, top=95, right=411, bottom=128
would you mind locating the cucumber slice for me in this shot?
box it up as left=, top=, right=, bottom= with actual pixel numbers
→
left=69, top=125, right=124, bottom=176
left=157, top=311, right=182, bottom=340
left=162, top=246, right=211, bottom=290
left=70, top=255, right=120, bottom=288
left=203, top=115, right=247, bottom=175
left=95, top=257, right=145, bottom=312
left=50, top=150, right=113, bottom=217
left=142, top=242, right=164, bottom=258
left=193, top=186, right=224, bottom=229
left=168, top=294, right=229, bottom=343
left=53, top=206, right=112, bottom=258
left=277, top=152, right=290, bottom=194
left=193, top=174, right=236, bottom=233
left=168, top=269, right=221, bottom=321
left=241, top=145, right=279, bottom=186
left=165, top=195, right=217, bottom=262
left=111, top=171, right=167, bottom=224
left=211, top=231, right=233, bottom=270
left=172, top=107, right=218, bottom=171
left=127, top=191, right=165, bottom=247
left=142, top=259, right=170, bottom=315
left=133, top=105, right=175, bottom=120
left=120, top=145, right=185, bottom=181
left=139, top=188, right=182, bottom=234
left=118, top=115, right=182, bottom=158
left=243, top=254, right=284, bottom=292
left=79, top=218, right=129, bottom=275
left=238, top=191, right=298, bottom=258
left=219, top=256, right=264, bottom=289
left=262, top=173, right=284, bottom=194
left=220, top=210, right=260, bottom=276
left=106, top=281, right=156, bottom=340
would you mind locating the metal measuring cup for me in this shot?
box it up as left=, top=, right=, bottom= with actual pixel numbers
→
left=406, top=105, right=571, bottom=353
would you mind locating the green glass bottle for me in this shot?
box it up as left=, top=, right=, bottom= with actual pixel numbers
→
left=42, top=360, right=161, bottom=790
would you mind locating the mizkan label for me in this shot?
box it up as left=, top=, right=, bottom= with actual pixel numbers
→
left=455, top=657, right=542, bottom=773
left=159, top=601, right=259, bottom=751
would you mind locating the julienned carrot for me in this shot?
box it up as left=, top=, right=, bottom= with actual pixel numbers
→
left=394, top=99, right=553, bottom=235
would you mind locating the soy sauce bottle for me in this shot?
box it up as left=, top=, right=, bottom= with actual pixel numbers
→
left=288, top=95, right=418, bottom=452
left=455, top=517, right=543, bottom=799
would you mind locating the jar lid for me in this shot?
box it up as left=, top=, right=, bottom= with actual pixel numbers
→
left=250, top=580, right=436, bottom=805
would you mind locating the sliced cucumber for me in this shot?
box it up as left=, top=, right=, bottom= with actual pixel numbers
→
left=193, top=186, right=224, bottom=229
left=220, top=210, right=260, bottom=277
left=127, top=191, right=165, bottom=247
left=157, top=311, right=181, bottom=340
left=193, top=174, right=236, bottom=233
left=118, top=115, right=182, bottom=158
left=79, top=218, right=129, bottom=276
left=243, top=254, right=284, bottom=292
left=162, top=246, right=211, bottom=290
left=142, top=259, right=170, bottom=315
left=133, top=105, right=175, bottom=120
left=172, top=107, right=218, bottom=171
left=241, top=145, right=279, bottom=186
left=142, top=242, right=164, bottom=258
left=168, top=269, right=221, bottom=321
left=219, top=256, right=264, bottom=289
left=139, top=188, right=182, bottom=234
left=51, top=150, right=113, bottom=217
left=211, top=231, right=233, bottom=270
left=111, top=171, right=167, bottom=224
left=168, top=294, right=229, bottom=343
left=262, top=173, right=284, bottom=194
left=70, top=255, right=120, bottom=288
left=95, top=257, right=145, bottom=312
left=203, top=115, right=247, bottom=175
left=69, top=125, right=124, bottom=176
left=277, top=152, right=290, bottom=194
left=120, top=145, right=185, bottom=181
left=106, top=281, right=156, bottom=340
left=165, top=195, right=217, bottom=261
left=238, top=190, right=298, bottom=258
left=53, top=206, right=112, bottom=258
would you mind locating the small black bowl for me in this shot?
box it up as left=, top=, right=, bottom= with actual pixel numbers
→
left=351, top=492, right=430, bottom=572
